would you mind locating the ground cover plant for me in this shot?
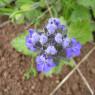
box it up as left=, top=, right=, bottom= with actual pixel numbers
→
left=11, top=18, right=82, bottom=77
left=9, top=0, right=95, bottom=78
left=0, top=0, right=95, bottom=44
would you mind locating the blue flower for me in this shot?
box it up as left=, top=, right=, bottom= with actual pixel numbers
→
left=60, top=25, right=66, bottom=31
left=65, top=38, right=81, bottom=59
left=25, top=30, right=40, bottom=51
left=25, top=18, right=82, bottom=75
left=45, top=46, right=57, bottom=55
left=36, top=54, right=56, bottom=73
left=55, top=33, right=63, bottom=44
left=26, top=35, right=36, bottom=51
left=46, top=18, right=61, bottom=35
left=46, top=23, right=57, bottom=35
left=62, top=37, right=70, bottom=48
left=31, top=32, right=40, bottom=45
left=48, top=18, right=60, bottom=26
left=28, top=28, right=34, bottom=35
left=40, top=34, right=48, bottom=45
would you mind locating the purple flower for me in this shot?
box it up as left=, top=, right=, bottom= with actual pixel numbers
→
left=40, top=34, right=48, bottom=45
left=25, top=18, right=82, bottom=75
left=65, top=38, right=81, bottom=59
left=46, top=18, right=61, bottom=35
left=28, top=28, right=34, bottom=35
left=31, top=32, right=40, bottom=45
left=25, top=29, right=39, bottom=51
left=62, top=37, right=70, bottom=48
left=45, top=46, right=57, bottom=55
left=26, top=35, right=36, bottom=51
left=60, top=25, right=66, bottom=31
left=46, top=23, right=57, bottom=35
left=36, top=54, right=56, bottom=73
left=55, top=33, right=63, bottom=44
left=48, top=18, right=60, bottom=26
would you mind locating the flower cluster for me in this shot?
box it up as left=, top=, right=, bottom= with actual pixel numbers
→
left=26, top=18, right=81, bottom=73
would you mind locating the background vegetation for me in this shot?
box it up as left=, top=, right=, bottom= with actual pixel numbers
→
left=0, top=0, right=95, bottom=44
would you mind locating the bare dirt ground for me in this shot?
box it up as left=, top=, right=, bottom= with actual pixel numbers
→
left=0, top=22, right=95, bottom=95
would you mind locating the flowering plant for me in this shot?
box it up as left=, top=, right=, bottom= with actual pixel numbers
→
left=11, top=18, right=81, bottom=77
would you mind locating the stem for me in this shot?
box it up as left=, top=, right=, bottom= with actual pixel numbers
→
left=45, top=0, right=53, bottom=17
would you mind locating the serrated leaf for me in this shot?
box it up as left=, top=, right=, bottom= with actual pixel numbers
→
left=11, top=31, right=37, bottom=57
left=70, top=5, right=91, bottom=22
left=68, top=20, right=93, bottom=44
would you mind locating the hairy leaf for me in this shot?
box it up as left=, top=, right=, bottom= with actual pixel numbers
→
left=68, top=20, right=93, bottom=44
left=70, top=5, right=91, bottom=22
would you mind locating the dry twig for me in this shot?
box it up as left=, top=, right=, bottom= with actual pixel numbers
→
left=76, top=68, right=94, bottom=95
left=50, top=46, right=95, bottom=95
left=0, top=20, right=10, bottom=28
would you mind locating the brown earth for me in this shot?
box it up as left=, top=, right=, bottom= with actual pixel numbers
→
left=0, top=22, right=95, bottom=95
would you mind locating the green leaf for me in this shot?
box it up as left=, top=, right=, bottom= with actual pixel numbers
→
left=0, top=8, right=13, bottom=15
left=11, top=13, right=25, bottom=24
left=44, top=60, right=65, bottom=77
left=16, top=0, right=34, bottom=7
left=24, top=66, right=37, bottom=80
left=44, top=68, right=55, bottom=77
left=40, top=0, right=46, bottom=8
left=91, top=22, right=95, bottom=31
left=61, top=0, right=77, bottom=20
left=0, top=0, right=14, bottom=7
left=45, top=58, right=75, bottom=76
left=11, top=31, right=37, bottom=57
left=68, top=20, right=93, bottom=44
left=77, top=0, right=95, bottom=8
left=92, top=6, right=95, bottom=17
left=65, top=59, right=75, bottom=68
left=70, top=5, right=91, bottom=22
left=20, top=4, right=32, bottom=11
left=53, top=59, right=66, bottom=74
left=60, top=16, right=67, bottom=25
left=24, top=9, right=41, bottom=24
left=54, top=59, right=75, bottom=74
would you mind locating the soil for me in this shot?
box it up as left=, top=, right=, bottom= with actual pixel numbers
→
left=0, top=22, right=95, bottom=95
